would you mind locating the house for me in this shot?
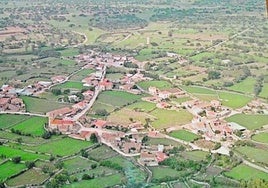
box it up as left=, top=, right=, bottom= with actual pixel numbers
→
left=80, top=130, right=97, bottom=141
left=51, top=75, right=66, bottom=83
left=50, top=119, right=74, bottom=132
left=47, top=107, right=73, bottom=119
left=0, top=98, right=10, bottom=110
left=94, top=119, right=107, bottom=129
left=156, top=102, right=171, bottom=109
left=148, top=87, right=158, bottom=96
left=72, top=100, right=87, bottom=110
left=82, top=90, right=94, bottom=98
left=156, top=152, right=168, bottom=163
left=99, top=79, right=113, bottom=90
left=139, top=151, right=158, bottom=166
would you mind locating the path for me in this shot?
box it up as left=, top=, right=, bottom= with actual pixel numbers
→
left=0, top=111, right=47, bottom=117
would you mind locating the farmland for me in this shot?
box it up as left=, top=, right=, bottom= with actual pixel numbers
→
left=138, top=80, right=172, bottom=90
left=234, top=146, right=268, bottom=165
left=169, top=129, right=200, bottom=142
left=226, top=114, right=268, bottom=130
left=0, top=114, right=30, bottom=129
left=0, top=162, right=26, bottom=182
left=252, top=133, right=268, bottom=144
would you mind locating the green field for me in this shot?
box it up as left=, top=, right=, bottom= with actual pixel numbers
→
left=172, top=97, right=192, bottom=104
left=70, top=69, right=95, bottom=81
left=181, top=150, right=208, bottom=161
left=0, top=145, right=49, bottom=161
left=0, top=114, right=30, bottom=129
left=169, top=130, right=200, bottom=142
left=6, top=168, right=49, bottom=186
left=0, top=162, right=26, bottom=181
left=252, top=133, right=268, bottom=144
left=55, top=81, right=86, bottom=90
left=150, top=109, right=193, bottom=129
left=96, top=91, right=141, bottom=107
left=20, top=96, right=70, bottom=114
left=138, top=80, right=172, bottom=90
left=218, top=92, right=252, bottom=109
left=226, top=114, right=268, bottom=130
left=180, top=86, right=216, bottom=95
left=235, top=146, right=268, bottom=165
left=225, top=164, right=268, bottom=181
left=64, top=157, right=97, bottom=173
left=30, top=137, right=93, bottom=156
left=87, top=145, right=118, bottom=161
left=12, top=116, right=47, bottom=136
left=150, top=166, right=180, bottom=182
left=229, top=77, right=256, bottom=94
left=58, top=48, right=80, bottom=57
left=259, top=83, right=268, bottom=98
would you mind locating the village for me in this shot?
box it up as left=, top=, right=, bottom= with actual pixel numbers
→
left=1, top=49, right=266, bottom=167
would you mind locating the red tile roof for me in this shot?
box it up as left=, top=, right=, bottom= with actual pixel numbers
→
left=94, top=120, right=107, bottom=128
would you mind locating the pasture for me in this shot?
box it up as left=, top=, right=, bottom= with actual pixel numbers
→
left=128, top=101, right=156, bottom=112
left=137, top=80, right=172, bottom=91
left=218, top=91, right=252, bottom=109
left=54, top=81, right=86, bottom=90
left=225, top=164, right=268, bottom=181
left=229, top=77, right=256, bottom=94
left=150, top=166, right=180, bottom=182
left=226, top=114, right=268, bottom=130
left=0, top=114, right=30, bottom=129
left=252, top=133, right=268, bottom=144
left=181, top=150, right=208, bottom=161
left=64, top=157, right=97, bottom=173
left=0, top=162, right=26, bottom=182
left=70, top=69, right=95, bottom=81
left=235, top=146, right=268, bottom=165
left=169, top=130, right=200, bottom=142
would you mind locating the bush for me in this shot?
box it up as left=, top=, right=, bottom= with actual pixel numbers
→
left=12, top=156, right=21, bottom=164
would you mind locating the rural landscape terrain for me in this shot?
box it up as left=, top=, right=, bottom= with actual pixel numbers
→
left=0, top=0, right=268, bottom=187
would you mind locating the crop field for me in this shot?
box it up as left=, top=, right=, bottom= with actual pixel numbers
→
left=20, top=96, right=70, bottom=114
left=0, top=162, right=26, bottom=182
left=228, top=77, right=256, bottom=94
left=64, top=174, right=123, bottom=188
left=12, top=116, right=47, bottom=136
left=0, top=145, right=49, bottom=161
left=54, top=81, right=86, bottom=90
left=6, top=168, right=49, bottom=187
left=64, top=157, right=97, bottom=173
left=252, top=133, right=268, bottom=144
left=235, top=146, right=268, bottom=165
left=226, top=114, right=268, bottom=130
left=225, top=164, right=268, bottom=181
left=26, top=137, right=93, bottom=156
left=96, top=91, right=141, bottom=108
left=137, top=80, right=172, bottom=90
left=70, top=69, right=95, bottom=81
left=150, top=109, right=193, bottom=129
left=0, top=114, right=30, bottom=129
left=169, top=130, right=200, bottom=142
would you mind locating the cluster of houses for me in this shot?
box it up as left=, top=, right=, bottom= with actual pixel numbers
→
left=0, top=85, right=25, bottom=112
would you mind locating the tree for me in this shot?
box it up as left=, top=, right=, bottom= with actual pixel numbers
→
left=12, top=156, right=21, bottom=164
left=95, top=109, right=108, bottom=116
left=51, top=89, right=62, bottom=96
left=208, top=71, right=221, bottom=80
left=90, top=133, right=98, bottom=143
left=42, top=131, right=51, bottom=139
left=25, top=161, right=35, bottom=169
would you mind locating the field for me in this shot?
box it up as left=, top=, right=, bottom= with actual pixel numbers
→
left=226, top=114, right=268, bottom=130
left=128, top=101, right=156, bottom=112
left=180, top=86, right=216, bottom=95
left=0, top=145, right=49, bottom=161
left=146, top=138, right=183, bottom=147
left=235, top=146, right=268, bottom=165
left=150, top=109, right=193, bottom=129
left=0, top=162, right=26, bottom=182
left=54, top=81, right=86, bottom=90
left=58, top=48, right=80, bottom=57
left=259, top=83, right=268, bottom=99
left=12, top=116, right=47, bottom=136
left=181, top=150, right=208, bottom=161
left=218, top=92, right=252, bottom=109
left=229, top=77, right=256, bottom=94
left=70, top=69, right=95, bottom=81
left=0, top=114, right=30, bottom=129
left=150, top=166, right=180, bottom=182
left=20, top=96, right=70, bottom=114
left=252, top=133, right=268, bottom=144
left=64, top=157, right=97, bottom=173
left=138, top=80, right=172, bottom=90
left=87, top=145, right=118, bottom=161
left=6, top=168, right=49, bottom=186
left=225, top=164, right=268, bottom=181
left=169, top=130, right=200, bottom=142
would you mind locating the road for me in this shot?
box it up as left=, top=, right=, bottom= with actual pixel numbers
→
left=0, top=111, right=47, bottom=117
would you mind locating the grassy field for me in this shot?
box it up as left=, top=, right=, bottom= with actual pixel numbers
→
left=0, top=145, right=49, bottom=161
left=64, top=157, right=97, bottom=173
left=29, top=137, right=93, bottom=156
left=12, top=116, right=47, bottom=136
left=259, top=83, right=268, bottom=98
left=146, top=138, right=183, bottom=147
left=180, top=86, right=216, bottom=95
left=150, top=109, right=193, bottom=129
left=225, top=164, right=268, bottom=181
left=58, top=48, right=80, bottom=57
left=128, top=101, right=156, bottom=112
left=252, top=133, right=268, bottom=144
left=96, top=91, right=141, bottom=108
left=150, top=166, right=180, bottom=182
left=20, top=96, right=70, bottom=114
left=235, top=146, right=268, bottom=165
left=181, top=150, right=208, bottom=161
left=172, top=97, right=192, bottom=104
left=218, top=91, right=252, bottom=109
left=6, top=168, right=49, bottom=186
left=0, top=162, right=26, bottom=181
left=226, top=114, right=268, bottom=130
left=137, top=80, right=172, bottom=90
left=0, top=114, right=30, bottom=129
left=229, top=77, right=256, bottom=94
left=169, top=130, right=200, bottom=142
left=70, top=69, right=95, bottom=81
left=64, top=174, right=123, bottom=188
left=54, top=81, right=86, bottom=90
left=87, top=145, right=118, bottom=161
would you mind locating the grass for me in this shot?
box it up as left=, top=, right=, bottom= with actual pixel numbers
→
left=150, top=166, right=180, bottom=182
left=259, top=83, right=268, bottom=98
left=58, top=48, right=80, bottom=57
left=193, top=94, right=218, bottom=102
left=146, top=138, right=183, bottom=147
left=137, top=80, right=172, bottom=90
left=169, top=130, right=200, bottom=142
left=229, top=77, right=256, bottom=94
left=180, top=85, right=216, bottom=95
left=64, top=174, right=123, bottom=188
left=54, top=81, right=86, bottom=90
left=64, top=157, right=97, bottom=173
left=0, top=114, right=30, bottom=129
left=20, top=96, right=70, bottom=114
left=225, top=164, right=268, bottom=181
left=0, top=162, right=26, bottom=181
left=218, top=91, right=252, bottom=109
left=181, top=150, right=208, bottom=161
left=0, top=145, right=49, bottom=161
left=150, top=109, right=193, bottom=129
left=172, top=97, right=192, bottom=104
left=28, top=137, right=92, bottom=156
left=128, top=101, right=156, bottom=112
left=12, top=116, right=47, bottom=136
left=87, top=145, right=118, bottom=161
left=235, top=146, right=268, bottom=165
left=70, top=69, right=95, bottom=81
left=96, top=91, right=141, bottom=108
left=252, top=133, right=268, bottom=144
left=6, top=168, right=49, bottom=186
left=225, top=114, right=268, bottom=130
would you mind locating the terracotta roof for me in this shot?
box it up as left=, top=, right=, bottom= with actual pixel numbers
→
left=94, top=119, right=107, bottom=128
left=156, top=152, right=168, bottom=162
left=0, top=98, right=10, bottom=105
left=51, top=119, right=74, bottom=125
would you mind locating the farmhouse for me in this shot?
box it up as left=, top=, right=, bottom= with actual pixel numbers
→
left=93, top=119, right=107, bottom=129
left=99, top=79, right=113, bottom=90
left=50, top=119, right=74, bottom=132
